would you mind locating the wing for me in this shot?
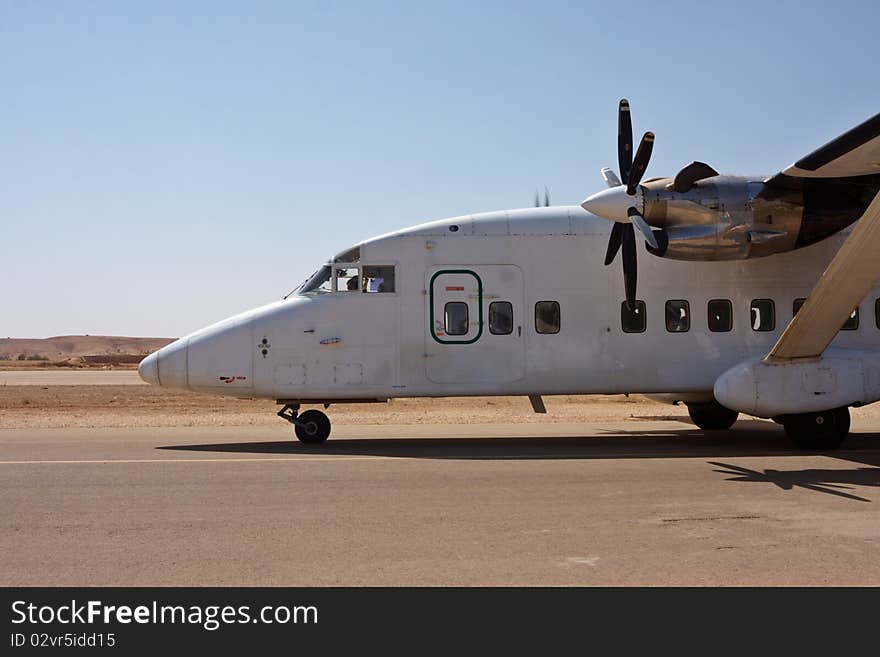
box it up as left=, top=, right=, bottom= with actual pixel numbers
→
left=766, top=111, right=880, bottom=185
left=766, top=189, right=880, bottom=362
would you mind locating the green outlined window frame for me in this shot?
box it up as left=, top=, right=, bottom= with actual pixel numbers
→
left=428, top=269, right=484, bottom=345
left=444, top=302, right=470, bottom=336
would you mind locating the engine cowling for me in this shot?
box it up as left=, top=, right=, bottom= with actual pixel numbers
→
left=637, top=173, right=880, bottom=261
left=641, top=177, right=798, bottom=261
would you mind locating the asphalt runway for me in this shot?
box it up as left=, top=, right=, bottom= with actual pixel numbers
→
left=3, top=420, right=880, bottom=585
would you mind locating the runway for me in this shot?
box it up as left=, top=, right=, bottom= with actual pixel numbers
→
left=0, top=370, right=144, bottom=385
left=2, top=420, right=880, bottom=585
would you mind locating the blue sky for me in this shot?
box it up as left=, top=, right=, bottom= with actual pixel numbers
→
left=2, top=0, right=878, bottom=337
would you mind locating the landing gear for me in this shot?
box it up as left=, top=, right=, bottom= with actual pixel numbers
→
left=687, top=401, right=739, bottom=430
left=295, top=410, right=332, bottom=443
left=779, top=407, right=850, bottom=450
left=277, top=404, right=332, bottom=444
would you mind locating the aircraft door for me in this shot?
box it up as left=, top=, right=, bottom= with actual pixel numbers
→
left=425, top=266, right=525, bottom=384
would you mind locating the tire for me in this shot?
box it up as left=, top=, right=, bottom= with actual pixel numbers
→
left=782, top=407, right=850, bottom=450
left=687, top=402, right=739, bottom=430
left=295, top=409, right=331, bottom=444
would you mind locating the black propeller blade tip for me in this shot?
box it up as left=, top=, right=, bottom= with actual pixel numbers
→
left=618, top=100, right=633, bottom=186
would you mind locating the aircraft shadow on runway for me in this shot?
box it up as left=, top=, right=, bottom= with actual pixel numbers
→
left=709, top=461, right=880, bottom=502
left=158, top=420, right=880, bottom=471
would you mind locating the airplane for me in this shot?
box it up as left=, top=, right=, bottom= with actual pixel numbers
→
left=139, top=100, right=880, bottom=451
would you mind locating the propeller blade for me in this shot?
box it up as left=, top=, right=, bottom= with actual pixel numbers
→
left=621, top=223, right=637, bottom=310
left=617, top=99, right=633, bottom=186
left=601, top=167, right=622, bottom=188
left=544, top=187, right=550, bottom=207
left=627, top=132, right=654, bottom=195
left=628, top=207, right=659, bottom=249
left=534, top=189, right=540, bottom=208
left=604, top=222, right=624, bottom=265
left=672, top=161, right=718, bottom=193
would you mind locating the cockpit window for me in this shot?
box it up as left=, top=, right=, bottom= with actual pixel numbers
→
left=336, top=267, right=360, bottom=292
left=333, top=246, right=361, bottom=263
left=362, top=265, right=395, bottom=293
left=300, top=265, right=332, bottom=294
left=297, top=260, right=395, bottom=296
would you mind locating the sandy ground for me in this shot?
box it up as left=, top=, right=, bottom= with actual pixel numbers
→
left=0, top=384, right=695, bottom=429
left=0, top=335, right=172, bottom=362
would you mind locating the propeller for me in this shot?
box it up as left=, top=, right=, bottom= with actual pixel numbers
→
left=583, top=99, right=657, bottom=309
left=533, top=188, right=551, bottom=207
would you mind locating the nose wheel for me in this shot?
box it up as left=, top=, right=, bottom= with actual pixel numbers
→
left=277, top=404, right=332, bottom=444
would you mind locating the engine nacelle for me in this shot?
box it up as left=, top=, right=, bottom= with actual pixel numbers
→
left=713, top=348, right=880, bottom=418
left=642, top=177, right=799, bottom=261
left=633, top=173, right=880, bottom=262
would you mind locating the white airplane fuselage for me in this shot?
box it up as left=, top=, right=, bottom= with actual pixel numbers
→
left=139, top=206, right=876, bottom=404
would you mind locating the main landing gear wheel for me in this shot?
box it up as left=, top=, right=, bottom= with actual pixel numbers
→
left=781, top=407, right=850, bottom=450
left=295, top=409, right=332, bottom=444
left=687, top=401, right=739, bottom=430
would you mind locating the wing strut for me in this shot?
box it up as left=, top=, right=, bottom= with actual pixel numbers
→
left=766, top=190, right=880, bottom=362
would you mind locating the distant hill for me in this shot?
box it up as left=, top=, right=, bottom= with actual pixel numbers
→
left=0, top=335, right=174, bottom=364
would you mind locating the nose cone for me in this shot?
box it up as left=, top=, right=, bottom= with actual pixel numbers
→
left=581, top=185, right=643, bottom=222
left=138, top=352, right=159, bottom=385
left=137, top=338, right=189, bottom=389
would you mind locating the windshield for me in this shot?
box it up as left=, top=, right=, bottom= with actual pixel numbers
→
left=299, top=265, right=332, bottom=294
left=288, top=244, right=369, bottom=297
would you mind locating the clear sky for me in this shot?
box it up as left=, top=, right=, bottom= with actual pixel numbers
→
left=2, top=0, right=878, bottom=338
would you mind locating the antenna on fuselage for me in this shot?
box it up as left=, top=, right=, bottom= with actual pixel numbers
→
left=534, top=188, right=551, bottom=207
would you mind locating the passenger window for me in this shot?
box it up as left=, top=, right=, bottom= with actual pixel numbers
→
left=444, top=302, right=469, bottom=335
left=535, top=301, right=560, bottom=334
left=489, top=301, right=513, bottom=335
left=665, top=300, right=689, bottom=333
left=750, top=299, right=775, bottom=331
left=795, top=298, right=857, bottom=330
left=708, top=299, right=732, bottom=332
left=362, top=265, right=395, bottom=293
left=336, top=267, right=360, bottom=292
left=621, top=301, right=647, bottom=333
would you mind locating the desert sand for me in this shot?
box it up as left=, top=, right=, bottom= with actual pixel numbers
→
left=0, top=335, right=172, bottom=366
left=0, top=384, right=695, bottom=429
